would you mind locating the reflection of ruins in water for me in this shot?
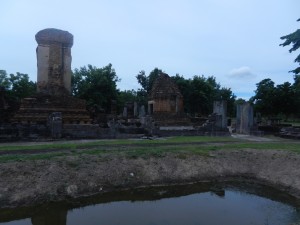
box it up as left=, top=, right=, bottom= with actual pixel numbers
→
left=31, top=208, right=67, bottom=225
left=2, top=181, right=300, bottom=225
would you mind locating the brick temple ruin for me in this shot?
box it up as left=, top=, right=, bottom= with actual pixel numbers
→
left=148, top=73, right=184, bottom=115
left=147, top=73, right=191, bottom=126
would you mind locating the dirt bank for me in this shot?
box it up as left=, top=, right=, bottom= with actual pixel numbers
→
left=1, top=149, right=300, bottom=208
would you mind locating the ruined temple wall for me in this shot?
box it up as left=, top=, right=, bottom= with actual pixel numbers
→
left=153, top=98, right=172, bottom=113
left=152, top=97, right=184, bottom=114
left=177, top=98, right=184, bottom=113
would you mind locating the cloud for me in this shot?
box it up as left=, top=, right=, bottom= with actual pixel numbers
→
left=227, top=66, right=256, bottom=79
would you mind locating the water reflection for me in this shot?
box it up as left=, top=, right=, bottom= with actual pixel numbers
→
left=31, top=209, right=67, bottom=225
left=1, top=182, right=300, bottom=225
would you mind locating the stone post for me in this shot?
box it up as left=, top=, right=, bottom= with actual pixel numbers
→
left=123, top=107, right=128, bottom=118
left=48, top=112, right=62, bottom=139
left=213, top=100, right=227, bottom=129
left=236, top=102, right=254, bottom=134
left=139, top=105, right=146, bottom=118
left=35, top=28, right=73, bottom=96
left=134, top=102, right=138, bottom=117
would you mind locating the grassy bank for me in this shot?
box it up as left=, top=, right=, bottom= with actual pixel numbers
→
left=0, top=136, right=299, bottom=163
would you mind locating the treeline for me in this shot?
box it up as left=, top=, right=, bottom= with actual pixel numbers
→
left=250, top=76, right=300, bottom=118
left=72, top=65, right=236, bottom=116
left=1, top=65, right=300, bottom=119
left=0, top=70, right=36, bottom=111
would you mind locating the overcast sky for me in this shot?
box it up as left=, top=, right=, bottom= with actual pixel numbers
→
left=0, top=0, right=299, bottom=99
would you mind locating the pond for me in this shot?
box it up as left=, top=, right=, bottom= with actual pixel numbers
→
left=1, top=182, right=300, bottom=225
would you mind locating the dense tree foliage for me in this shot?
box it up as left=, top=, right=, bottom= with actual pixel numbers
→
left=172, top=75, right=236, bottom=116
left=250, top=76, right=300, bottom=118
left=72, top=64, right=120, bottom=113
left=0, top=70, right=36, bottom=121
left=0, top=70, right=36, bottom=102
left=250, top=78, right=276, bottom=115
left=280, top=19, right=300, bottom=75
left=136, top=68, right=162, bottom=94
left=117, top=89, right=138, bottom=110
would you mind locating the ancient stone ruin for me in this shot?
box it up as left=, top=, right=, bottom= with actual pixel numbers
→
left=148, top=72, right=184, bottom=115
left=147, top=73, right=190, bottom=126
left=236, top=102, right=254, bottom=134
left=13, top=28, right=91, bottom=125
left=213, top=100, right=227, bottom=129
left=0, top=29, right=234, bottom=140
left=35, top=28, right=73, bottom=96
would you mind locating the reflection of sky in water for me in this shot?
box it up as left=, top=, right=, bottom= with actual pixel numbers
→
left=0, top=219, right=31, bottom=225
left=1, top=190, right=300, bottom=225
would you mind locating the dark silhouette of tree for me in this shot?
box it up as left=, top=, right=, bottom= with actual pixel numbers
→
left=280, top=18, right=300, bottom=75
left=0, top=70, right=36, bottom=122
left=250, top=78, right=276, bottom=116
left=250, top=78, right=299, bottom=118
left=72, top=64, right=120, bottom=113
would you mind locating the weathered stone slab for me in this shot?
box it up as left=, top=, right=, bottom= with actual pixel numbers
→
left=213, top=100, right=227, bottom=129
left=236, top=102, right=254, bottom=134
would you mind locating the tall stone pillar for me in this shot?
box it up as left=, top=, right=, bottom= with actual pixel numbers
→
left=213, top=100, right=227, bottom=129
left=236, top=102, right=254, bottom=134
left=35, top=28, right=73, bottom=96
left=13, top=28, right=92, bottom=126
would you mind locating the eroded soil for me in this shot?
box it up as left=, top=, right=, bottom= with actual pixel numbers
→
left=0, top=139, right=300, bottom=209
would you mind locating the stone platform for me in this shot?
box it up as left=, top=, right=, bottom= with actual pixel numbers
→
left=13, top=94, right=91, bottom=124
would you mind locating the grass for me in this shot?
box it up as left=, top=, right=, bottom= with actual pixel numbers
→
left=0, top=143, right=77, bottom=151
left=0, top=136, right=299, bottom=163
left=0, top=136, right=237, bottom=152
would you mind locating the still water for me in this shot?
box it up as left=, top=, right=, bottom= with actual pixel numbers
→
left=1, top=183, right=300, bottom=225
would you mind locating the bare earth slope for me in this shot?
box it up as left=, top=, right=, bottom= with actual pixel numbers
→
left=0, top=147, right=300, bottom=208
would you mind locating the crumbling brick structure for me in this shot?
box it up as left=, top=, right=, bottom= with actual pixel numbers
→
left=147, top=73, right=189, bottom=126
left=148, top=73, right=184, bottom=115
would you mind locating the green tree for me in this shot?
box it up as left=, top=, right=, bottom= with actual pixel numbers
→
left=250, top=78, right=276, bottom=116
left=136, top=68, right=162, bottom=94
left=251, top=78, right=299, bottom=118
left=172, top=75, right=236, bottom=116
left=117, top=89, right=138, bottom=111
left=189, top=75, right=215, bottom=115
left=72, top=64, right=120, bottom=113
left=8, top=72, right=36, bottom=101
left=0, top=70, right=36, bottom=121
left=171, top=74, right=192, bottom=113
left=135, top=68, right=163, bottom=109
left=280, top=18, right=300, bottom=75
left=273, top=82, right=295, bottom=117
left=0, top=70, right=10, bottom=89
left=0, top=70, right=36, bottom=101
left=292, top=75, right=300, bottom=116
